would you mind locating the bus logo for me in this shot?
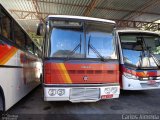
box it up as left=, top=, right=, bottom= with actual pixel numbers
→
left=83, top=76, right=88, bottom=81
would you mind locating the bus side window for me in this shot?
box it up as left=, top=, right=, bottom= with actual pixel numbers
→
left=14, top=22, right=26, bottom=48
left=1, top=9, right=11, bottom=39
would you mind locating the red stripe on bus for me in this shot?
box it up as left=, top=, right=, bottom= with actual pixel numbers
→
left=0, top=45, right=17, bottom=65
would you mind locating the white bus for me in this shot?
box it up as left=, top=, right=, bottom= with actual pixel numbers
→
left=0, top=4, right=42, bottom=111
left=116, top=29, right=160, bottom=90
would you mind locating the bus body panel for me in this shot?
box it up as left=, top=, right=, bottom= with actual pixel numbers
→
left=0, top=44, right=41, bottom=110
left=44, top=61, right=119, bottom=84
left=43, top=61, right=120, bottom=102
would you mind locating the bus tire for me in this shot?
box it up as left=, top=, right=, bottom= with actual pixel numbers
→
left=0, top=92, right=4, bottom=111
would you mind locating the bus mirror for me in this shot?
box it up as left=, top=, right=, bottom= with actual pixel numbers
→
left=37, top=22, right=44, bottom=36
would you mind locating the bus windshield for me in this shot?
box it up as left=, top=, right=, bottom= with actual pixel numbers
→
left=50, top=27, right=84, bottom=58
left=86, top=22, right=116, bottom=60
left=120, top=33, right=160, bottom=68
left=49, top=21, right=117, bottom=60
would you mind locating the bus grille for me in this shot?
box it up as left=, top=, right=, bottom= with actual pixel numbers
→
left=70, top=88, right=100, bottom=102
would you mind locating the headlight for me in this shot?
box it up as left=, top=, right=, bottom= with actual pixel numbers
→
left=48, top=89, right=56, bottom=96
left=123, top=72, right=139, bottom=79
left=156, top=77, right=160, bottom=80
left=104, top=88, right=111, bottom=94
left=111, top=87, right=118, bottom=94
left=48, top=89, right=65, bottom=96
left=141, top=77, right=149, bottom=80
left=57, top=89, right=65, bottom=96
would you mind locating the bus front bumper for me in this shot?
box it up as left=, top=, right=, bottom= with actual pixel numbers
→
left=43, top=84, right=120, bottom=102
left=122, top=75, right=160, bottom=90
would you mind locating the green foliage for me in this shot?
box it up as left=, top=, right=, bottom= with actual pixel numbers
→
left=28, top=32, right=43, bottom=47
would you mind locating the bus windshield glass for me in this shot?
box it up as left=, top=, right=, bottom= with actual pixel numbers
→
left=120, top=33, right=160, bottom=68
left=50, top=27, right=84, bottom=58
left=49, top=20, right=117, bottom=60
left=86, top=22, right=116, bottom=60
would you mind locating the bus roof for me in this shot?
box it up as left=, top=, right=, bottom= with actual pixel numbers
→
left=116, top=29, right=159, bottom=35
left=47, top=15, right=115, bottom=24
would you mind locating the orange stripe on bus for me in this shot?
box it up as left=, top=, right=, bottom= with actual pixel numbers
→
left=54, top=64, right=63, bottom=83
left=0, top=48, right=17, bottom=65
left=58, top=63, right=72, bottom=84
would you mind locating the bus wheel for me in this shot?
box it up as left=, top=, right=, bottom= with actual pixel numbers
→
left=0, top=94, right=4, bottom=111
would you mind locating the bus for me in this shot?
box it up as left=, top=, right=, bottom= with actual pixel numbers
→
left=116, top=29, right=160, bottom=90
left=0, top=4, right=42, bottom=111
left=38, top=15, right=120, bottom=102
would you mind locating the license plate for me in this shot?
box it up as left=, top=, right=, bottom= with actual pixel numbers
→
left=101, top=94, right=113, bottom=99
left=147, top=80, right=156, bottom=85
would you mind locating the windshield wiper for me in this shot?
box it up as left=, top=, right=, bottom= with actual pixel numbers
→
left=138, top=43, right=145, bottom=68
left=66, top=35, right=82, bottom=60
left=147, top=47, right=160, bottom=68
left=88, top=35, right=105, bottom=61
left=137, top=37, right=149, bottom=68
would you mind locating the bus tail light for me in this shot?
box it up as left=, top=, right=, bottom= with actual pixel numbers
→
left=157, top=77, right=160, bottom=80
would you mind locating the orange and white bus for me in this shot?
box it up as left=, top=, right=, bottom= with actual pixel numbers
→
left=116, top=29, right=160, bottom=90
left=39, top=15, right=120, bottom=102
left=0, top=4, right=42, bottom=111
